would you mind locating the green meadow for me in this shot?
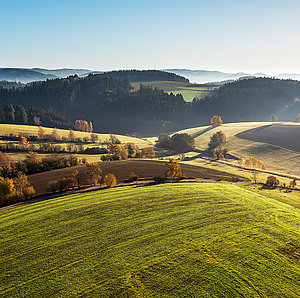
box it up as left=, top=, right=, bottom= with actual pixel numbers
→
left=0, top=183, right=299, bottom=297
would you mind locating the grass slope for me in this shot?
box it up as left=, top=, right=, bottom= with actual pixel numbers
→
left=176, top=122, right=300, bottom=176
left=0, top=183, right=299, bottom=297
left=0, top=123, right=151, bottom=148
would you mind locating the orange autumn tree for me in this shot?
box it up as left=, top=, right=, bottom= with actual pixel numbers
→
left=0, top=177, right=18, bottom=205
left=75, top=120, right=93, bottom=132
left=165, top=158, right=182, bottom=179
left=210, top=115, right=223, bottom=127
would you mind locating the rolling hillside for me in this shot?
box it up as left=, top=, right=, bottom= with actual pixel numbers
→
left=0, top=123, right=150, bottom=148
left=0, top=183, right=299, bottom=297
left=176, top=122, right=300, bottom=176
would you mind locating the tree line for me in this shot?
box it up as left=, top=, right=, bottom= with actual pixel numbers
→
left=0, top=103, right=72, bottom=129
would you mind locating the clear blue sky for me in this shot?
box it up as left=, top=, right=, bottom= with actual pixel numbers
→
left=1, top=0, right=300, bottom=74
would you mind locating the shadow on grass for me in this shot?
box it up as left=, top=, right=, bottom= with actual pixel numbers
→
left=259, top=185, right=293, bottom=193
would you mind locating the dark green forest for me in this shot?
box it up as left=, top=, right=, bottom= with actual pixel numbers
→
left=0, top=104, right=72, bottom=129
left=0, top=73, right=188, bottom=134
left=0, top=81, right=25, bottom=89
left=0, top=73, right=300, bottom=135
left=102, top=69, right=189, bottom=83
left=193, top=78, right=300, bottom=123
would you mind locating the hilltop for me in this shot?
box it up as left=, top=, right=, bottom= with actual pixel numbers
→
left=176, top=121, right=300, bottom=176
left=0, top=183, right=299, bottom=296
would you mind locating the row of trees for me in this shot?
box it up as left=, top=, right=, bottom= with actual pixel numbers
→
left=101, top=143, right=155, bottom=161
left=266, top=176, right=297, bottom=189
left=47, top=162, right=117, bottom=193
left=75, top=120, right=93, bottom=132
left=0, top=151, right=81, bottom=178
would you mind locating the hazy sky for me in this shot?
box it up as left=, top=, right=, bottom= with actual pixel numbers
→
left=1, top=0, right=300, bottom=74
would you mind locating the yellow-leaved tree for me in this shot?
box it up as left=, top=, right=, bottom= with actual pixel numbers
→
left=165, top=158, right=182, bottom=179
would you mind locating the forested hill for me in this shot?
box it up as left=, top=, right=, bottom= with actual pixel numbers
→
left=102, top=70, right=189, bottom=83
left=1, top=76, right=300, bottom=135
left=192, top=78, right=300, bottom=123
left=0, top=74, right=187, bottom=134
left=0, top=104, right=72, bottom=129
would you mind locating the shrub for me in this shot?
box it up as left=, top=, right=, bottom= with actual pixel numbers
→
left=153, top=176, right=166, bottom=184
left=23, top=186, right=36, bottom=198
left=141, top=147, right=155, bottom=158
left=266, top=176, right=280, bottom=187
left=124, top=172, right=139, bottom=182
left=289, top=179, right=297, bottom=189
left=104, top=173, right=117, bottom=188
left=231, top=177, right=240, bottom=182
left=47, top=180, right=58, bottom=193
left=47, top=177, right=76, bottom=193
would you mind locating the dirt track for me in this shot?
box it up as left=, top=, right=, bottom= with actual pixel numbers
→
left=28, top=159, right=245, bottom=196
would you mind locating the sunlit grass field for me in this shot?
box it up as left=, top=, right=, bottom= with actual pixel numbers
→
left=175, top=122, right=300, bottom=177
left=0, top=124, right=150, bottom=148
left=1, top=183, right=299, bottom=297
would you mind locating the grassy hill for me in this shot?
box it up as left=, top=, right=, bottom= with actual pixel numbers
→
left=0, top=123, right=150, bottom=148
left=175, top=122, right=300, bottom=176
left=0, top=183, right=299, bottom=296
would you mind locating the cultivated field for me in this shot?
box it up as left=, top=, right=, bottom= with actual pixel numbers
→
left=0, top=124, right=151, bottom=148
left=0, top=183, right=299, bottom=297
left=27, top=159, right=245, bottom=195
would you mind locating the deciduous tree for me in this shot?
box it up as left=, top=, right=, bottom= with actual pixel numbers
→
left=165, top=158, right=182, bottom=179
left=208, top=131, right=226, bottom=151
left=104, top=173, right=117, bottom=188
left=266, top=176, right=279, bottom=187
left=210, top=115, right=223, bottom=127
left=38, top=126, right=46, bottom=139
left=270, top=114, right=278, bottom=122
left=68, top=129, right=75, bottom=141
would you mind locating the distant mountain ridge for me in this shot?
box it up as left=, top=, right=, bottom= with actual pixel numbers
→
left=3, top=67, right=300, bottom=84
left=31, top=68, right=92, bottom=78
left=0, top=69, right=58, bottom=83
left=163, top=69, right=300, bottom=83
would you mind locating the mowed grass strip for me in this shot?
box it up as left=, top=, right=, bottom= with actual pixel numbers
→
left=0, top=183, right=300, bottom=297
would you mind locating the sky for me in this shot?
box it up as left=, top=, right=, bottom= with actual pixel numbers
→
left=1, top=0, right=300, bottom=74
